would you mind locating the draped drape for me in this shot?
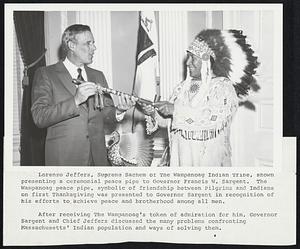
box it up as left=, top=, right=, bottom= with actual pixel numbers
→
left=14, top=11, right=46, bottom=166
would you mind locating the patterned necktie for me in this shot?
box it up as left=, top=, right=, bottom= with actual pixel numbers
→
left=77, top=68, right=84, bottom=81
left=77, top=68, right=89, bottom=109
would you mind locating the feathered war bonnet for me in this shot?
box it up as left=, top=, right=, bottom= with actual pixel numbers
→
left=187, top=29, right=260, bottom=97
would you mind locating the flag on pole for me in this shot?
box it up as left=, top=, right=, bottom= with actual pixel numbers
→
left=132, top=11, right=159, bottom=101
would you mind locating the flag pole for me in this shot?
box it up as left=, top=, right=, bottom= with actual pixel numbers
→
left=131, top=11, right=158, bottom=133
left=131, top=11, right=141, bottom=133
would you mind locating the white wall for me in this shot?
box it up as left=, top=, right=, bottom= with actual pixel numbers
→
left=44, top=11, right=76, bottom=65
left=111, top=11, right=139, bottom=93
left=223, top=10, right=274, bottom=167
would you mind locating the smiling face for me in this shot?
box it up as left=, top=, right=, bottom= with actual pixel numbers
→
left=68, top=31, right=96, bottom=66
left=186, top=52, right=202, bottom=80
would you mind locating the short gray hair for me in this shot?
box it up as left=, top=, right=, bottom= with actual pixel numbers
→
left=61, top=24, right=91, bottom=57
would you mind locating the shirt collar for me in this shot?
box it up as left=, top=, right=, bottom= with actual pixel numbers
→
left=63, top=57, right=87, bottom=80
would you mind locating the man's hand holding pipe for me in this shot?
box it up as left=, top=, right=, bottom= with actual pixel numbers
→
left=116, top=94, right=137, bottom=114
left=74, top=82, right=97, bottom=106
left=140, top=103, right=156, bottom=117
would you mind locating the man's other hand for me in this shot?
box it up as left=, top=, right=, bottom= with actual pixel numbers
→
left=116, top=93, right=137, bottom=114
left=140, top=103, right=155, bottom=117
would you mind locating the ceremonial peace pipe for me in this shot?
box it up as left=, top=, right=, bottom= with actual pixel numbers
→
left=72, top=79, right=159, bottom=110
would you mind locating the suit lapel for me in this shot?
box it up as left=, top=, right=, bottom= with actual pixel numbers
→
left=55, top=61, right=77, bottom=96
left=85, top=66, right=97, bottom=114
left=55, top=61, right=89, bottom=112
left=85, top=66, right=97, bottom=83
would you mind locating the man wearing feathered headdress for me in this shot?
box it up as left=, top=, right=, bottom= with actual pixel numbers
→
left=144, top=29, right=259, bottom=167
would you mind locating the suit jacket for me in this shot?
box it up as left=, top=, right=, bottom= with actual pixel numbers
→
left=31, top=61, right=116, bottom=166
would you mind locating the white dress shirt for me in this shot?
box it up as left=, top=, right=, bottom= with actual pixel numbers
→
left=63, top=57, right=88, bottom=81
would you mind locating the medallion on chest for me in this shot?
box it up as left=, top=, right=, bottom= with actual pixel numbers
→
left=188, top=80, right=201, bottom=100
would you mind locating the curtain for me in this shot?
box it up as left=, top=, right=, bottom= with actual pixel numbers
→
left=14, top=11, right=46, bottom=166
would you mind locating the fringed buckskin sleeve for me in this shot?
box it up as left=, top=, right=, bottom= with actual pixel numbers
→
left=145, top=80, right=186, bottom=135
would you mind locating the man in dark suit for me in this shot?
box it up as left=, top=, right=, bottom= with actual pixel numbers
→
left=31, top=24, right=135, bottom=166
